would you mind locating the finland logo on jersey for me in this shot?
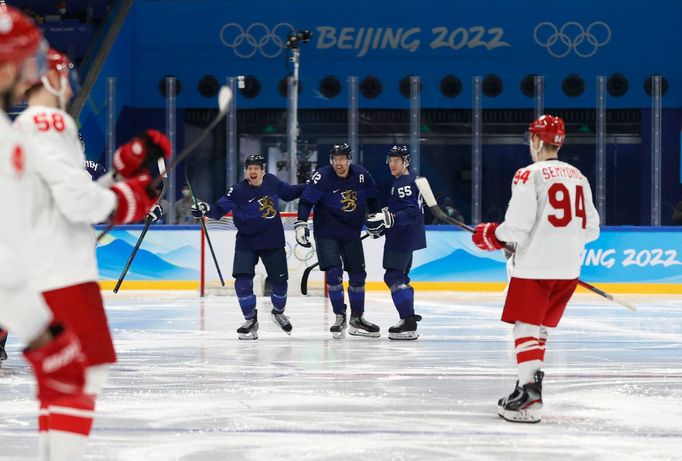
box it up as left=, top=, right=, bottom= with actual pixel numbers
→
left=340, top=190, right=358, bottom=212
left=258, top=196, right=277, bottom=219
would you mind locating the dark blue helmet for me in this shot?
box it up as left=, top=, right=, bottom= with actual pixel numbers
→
left=386, top=145, right=411, bottom=164
left=329, top=142, right=352, bottom=164
left=245, top=154, right=266, bottom=169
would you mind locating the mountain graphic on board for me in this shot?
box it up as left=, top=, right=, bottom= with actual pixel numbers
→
left=411, top=249, right=507, bottom=282
left=97, top=239, right=199, bottom=280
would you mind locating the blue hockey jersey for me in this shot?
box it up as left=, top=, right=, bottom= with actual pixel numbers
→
left=385, top=171, right=426, bottom=252
left=297, top=164, right=379, bottom=241
left=206, top=174, right=304, bottom=250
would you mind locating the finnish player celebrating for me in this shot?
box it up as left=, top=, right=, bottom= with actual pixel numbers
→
left=296, top=143, right=381, bottom=338
left=191, top=154, right=304, bottom=339
left=472, top=115, right=600, bottom=423
left=366, top=146, right=426, bottom=340
left=14, top=46, right=164, bottom=458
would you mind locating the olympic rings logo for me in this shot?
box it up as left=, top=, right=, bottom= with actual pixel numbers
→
left=220, top=22, right=295, bottom=59
left=533, top=21, right=611, bottom=58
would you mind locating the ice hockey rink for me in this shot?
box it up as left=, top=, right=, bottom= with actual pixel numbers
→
left=1, top=290, right=681, bottom=460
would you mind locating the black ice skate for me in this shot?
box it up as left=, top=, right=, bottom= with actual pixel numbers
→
left=0, top=343, right=7, bottom=361
left=349, top=314, right=380, bottom=338
left=237, top=310, right=259, bottom=340
left=498, top=370, right=544, bottom=423
left=330, top=313, right=347, bottom=339
left=271, top=309, right=292, bottom=335
left=388, top=314, right=421, bottom=340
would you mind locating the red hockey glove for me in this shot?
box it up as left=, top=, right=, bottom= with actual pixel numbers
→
left=22, top=325, right=87, bottom=405
left=472, top=222, right=505, bottom=251
left=110, top=174, right=156, bottom=224
left=113, top=130, right=171, bottom=179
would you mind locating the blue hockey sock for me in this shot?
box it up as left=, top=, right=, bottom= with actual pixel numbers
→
left=270, top=281, right=287, bottom=313
left=235, top=276, right=256, bottom=319
left=348, top=271, right=366, bottom=315
left=326, top=266, right=346, bottom=315
left=385, top=269, right=414, bottom=319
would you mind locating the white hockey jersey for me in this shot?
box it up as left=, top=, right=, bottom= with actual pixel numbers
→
left=0, top=112, right=52, bottom=341
left=495, top=159, right=600, bottom=279
left=13, top=106, right=117, bottom=292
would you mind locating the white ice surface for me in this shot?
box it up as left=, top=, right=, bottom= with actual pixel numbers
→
left=1, top=291, right=681, bottom=460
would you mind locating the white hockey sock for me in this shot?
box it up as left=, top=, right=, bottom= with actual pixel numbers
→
left=513, top=322, right=543, bottom=384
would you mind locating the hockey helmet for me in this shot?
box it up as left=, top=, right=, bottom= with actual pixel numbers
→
left=329, top=143, right=352, bottom=164
left=386, top=145, right=411, bottom=164
left=0, top=5, right=46, bottom=87
left=527, top=115, right=565, bottom=147
left=245, top=154, right=266, bottom=169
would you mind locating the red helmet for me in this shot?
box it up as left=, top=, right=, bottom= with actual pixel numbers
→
left=528, top=115, right=565, bottom=147
left=0, top=5, right=42, bottom=63
left=47, top=48, right=72, bottom=75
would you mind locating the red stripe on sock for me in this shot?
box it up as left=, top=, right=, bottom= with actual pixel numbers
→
left=514, top=336, right=538, bottom=347
left=516, top=349, right=543, bottom=364
left=49, top=413, right=93, bottom=436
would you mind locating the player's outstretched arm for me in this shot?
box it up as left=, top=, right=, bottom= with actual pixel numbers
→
left=278, top=180, right=306, bottom=202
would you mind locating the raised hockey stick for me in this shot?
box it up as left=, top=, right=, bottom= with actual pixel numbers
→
left=414, top=176, right=637, bottom=311
left=301, top=233, right=371, bottom=296
left=113, top=158, right=168, bottom=293
left=186, top=169, right=225, bottom=286
left=97, top=86, right=233, bottom=242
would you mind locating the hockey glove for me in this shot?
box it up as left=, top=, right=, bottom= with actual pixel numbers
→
left=113, top=130, right=171, bottom=179
left=294, top=220, right=311, bottom=248
left=365, top=215, right=385, bottom=238
left=190, top=202, right=210, bottom=218
left=23, top=324, right=87, bottom=405
left=472, top=222, right=505, bottom=251
left=110, top=174, right=156, bottom=224
left=148, top=203, right=164, bottom=222
left=366, top=207, right=395, bottom=230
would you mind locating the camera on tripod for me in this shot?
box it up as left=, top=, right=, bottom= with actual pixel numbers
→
left=285, top=30, right=312, bottom=49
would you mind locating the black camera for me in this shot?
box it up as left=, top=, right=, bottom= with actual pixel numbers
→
left=286, top=29, right=313, bottom=49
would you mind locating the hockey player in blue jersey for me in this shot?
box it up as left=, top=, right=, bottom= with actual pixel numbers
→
left=191, top=154, right=305, bottom=339
left=295, top=143, right=381, bottom=339
left=366, top=146, right=426, bottom=340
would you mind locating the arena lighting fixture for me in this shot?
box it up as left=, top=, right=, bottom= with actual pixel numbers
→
left=359, top=75, right=382, bottom=99
left=606, top=74, right=628, bottom=97
left=278, top=77, right=302, bottom=97
left=482, top=74, right=503, bottom=97
left=644, top=75, right=668, bottom=96
left=520, top=74, right=538, bottom=98
left=319, top=76, right=341, bottom=98
left=399, top=76, right=422, bottom=98
left=239, top=75, right=261, bottom=99
left=198, top=75, right=220, bottom=98
left=562, top=74, right=585, bottom=97
left=440, top=75, right=462, bottom=98
left=158, top=75, right=182, bottom=96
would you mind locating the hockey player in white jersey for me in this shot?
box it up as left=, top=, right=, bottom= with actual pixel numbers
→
left=471, top=115, right=600, bottom=423
left=13, top=45, right=166, bottom=459
left=0, top=5, right=97, bottom=461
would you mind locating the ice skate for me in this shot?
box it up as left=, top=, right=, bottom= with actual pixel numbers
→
left=0, top=343, right=6, bottom=361
left=271, top=309, right=292, bottom=335
left=330, top=313, right=347, bottom=339
left=237, top=310, right=259, bottom=340
left=388, top=314, right=421, bottom=340
left=349, top=314, right=380, bottom=338
left=498, top=371, right=543, bottom=423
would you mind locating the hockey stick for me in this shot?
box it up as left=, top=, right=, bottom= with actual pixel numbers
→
left=97, top=86, right=233, bottom=242
left=113, top=158, right=168, bottom=293
left=185, top=169, right=225, bottom=286
left=414, top=176, right=637, bottom=311
left=301, top=233, right=371, bottom=296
